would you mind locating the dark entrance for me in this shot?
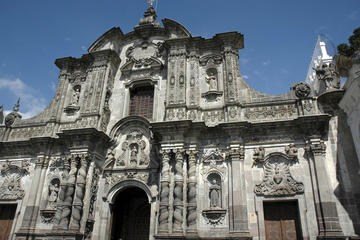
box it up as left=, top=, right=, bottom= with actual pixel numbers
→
left=0, top=204, right=17, bottom=240
left=264, top=201, right=302, bottom=240
left=110, top=187, right=150, bottom=240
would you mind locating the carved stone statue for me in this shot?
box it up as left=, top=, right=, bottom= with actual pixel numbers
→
left=252, top=147, right=265, bottom=166
left=209, top=179, right=221, bottom=208
left=206, top=70, right=218, bottom=91
left=72, top=86, right=81, bottom=105
left=315, top=63, right=340, bottom=91
left=48, top=180, right=60, bottom=209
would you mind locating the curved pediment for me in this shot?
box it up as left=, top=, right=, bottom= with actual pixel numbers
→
left=162, top=18, right=192, bottom=39
left=88, top=27, right=124, bottom=53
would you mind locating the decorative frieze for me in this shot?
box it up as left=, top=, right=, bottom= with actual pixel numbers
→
left=244, top=104, right=297, bottom=121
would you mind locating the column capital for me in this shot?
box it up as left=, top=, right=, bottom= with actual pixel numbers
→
left=227, top=146, right=245, bottom=161
left=307, top=139, right=326, bottom=156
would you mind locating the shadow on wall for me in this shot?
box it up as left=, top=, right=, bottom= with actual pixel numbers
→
left=334, top=110, right=360, bottom=235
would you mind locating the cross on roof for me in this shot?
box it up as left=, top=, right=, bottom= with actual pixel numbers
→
left=146, top=0, right=154, bottom=6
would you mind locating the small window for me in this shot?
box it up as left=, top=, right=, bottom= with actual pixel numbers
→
left=129, top=86, right=154, bottom=120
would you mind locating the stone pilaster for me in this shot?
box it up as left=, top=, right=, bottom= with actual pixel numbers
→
left=173, top=149, right=185, bottom=233
left=306, top=139, right=344, bottom=238
left=186, top=149, right=198, bottom=233
left=59, top=155, right=79, bottom=229
left=158, top=149, right=171, bottom=233
left=20, top=155, right=45, bottom=230
left=70, top=153, right=91, bottom=230
left=228, top=146, right=250, bottom=236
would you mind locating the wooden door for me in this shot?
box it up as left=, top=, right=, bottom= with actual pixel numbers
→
left=0, top=204, right=17, bottom=240
left=264, top=201, right=302, bottom=240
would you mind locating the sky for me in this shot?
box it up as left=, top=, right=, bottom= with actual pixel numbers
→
left=0, top=0, right=359, bottom=118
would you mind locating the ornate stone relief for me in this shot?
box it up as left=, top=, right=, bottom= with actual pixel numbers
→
left=292, top=82, right=311, bottom=99
left=0, top=160, right=30, bottom=200
left=252, top=147, right=265, bottom=166
left=105, top=171, right=149, bottom=190
left=202, top=110, right=225, bottom=126
left=254, top=153, right=304, bottom=196
left=244, top=104, right=297, bottom=121
left=5, top=99, right=22, bottom=128
left=315, top=63, right=340, bottom=91
left=199, top=54, right=223, bottom=66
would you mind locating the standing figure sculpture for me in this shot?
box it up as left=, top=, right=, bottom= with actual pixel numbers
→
left=209, top=179, right=221, bottom=208
left=315, top=63, right=340, bottom=91
left=206, top=70, right=218, bottom=91
left=48, top=181, right=60, bottom=209
left=72, top=86, right=81, bottom=105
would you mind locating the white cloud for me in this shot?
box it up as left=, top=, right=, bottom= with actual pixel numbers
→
left=81, top=46, right=87, bottom=51
left=262, top=60, right=270, bottom=66
left=242, top=75, right=249, bottom=79
left=240, top=58, right=249, bottom=64
left=0, top=78, right=47, bottom=119
left=50, top=81, right=57, bottom=92
left=280, top=68, right=289, bottom=74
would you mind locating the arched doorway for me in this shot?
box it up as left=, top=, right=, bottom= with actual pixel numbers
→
left=110, top=187, right=150, bottom=240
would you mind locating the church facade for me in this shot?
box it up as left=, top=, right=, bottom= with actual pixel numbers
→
left=0, top=5, right=360, bottom=240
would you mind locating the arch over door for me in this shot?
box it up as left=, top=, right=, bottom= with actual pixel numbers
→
left=110, top=187, right=150, bottom=240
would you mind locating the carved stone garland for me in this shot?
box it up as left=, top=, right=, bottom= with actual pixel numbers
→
left=173, top=149, right=184, bottom=232
left=158, top=149, right=171, bottom=232
left=0, top=160, right=29, bottom=200
left=186, top=150, right=197, bottom=232
left=253, top=151, right=303, bottom=196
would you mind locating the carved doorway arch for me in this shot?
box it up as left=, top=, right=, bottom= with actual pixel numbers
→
left=109, top=187, right=150, bottom=240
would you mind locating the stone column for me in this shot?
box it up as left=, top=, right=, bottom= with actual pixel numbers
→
left=59, top=155, right=79, bottom=229
left=158, top=149, right=171, bottom=233
left=173, top=149, right=184, bottom=233
left=70, top=153, right=91, bottom=230
left=306, top=139, right=343, bottom=238
left=53, top=156, right=70, bottom=226
left=186, top=150, right=198, bottom=233
left=228, top=146, right=250, bottom=235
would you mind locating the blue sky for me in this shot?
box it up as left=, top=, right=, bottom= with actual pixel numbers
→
left=0, top=0, right=359, bottom=118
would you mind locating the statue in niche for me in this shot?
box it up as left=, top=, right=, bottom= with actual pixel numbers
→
left=206, top=69, right=218, bottom=91
left=130, top=143, right=139, bottom=166
left=72, top=85, right=81, bottom=105
left=47, top=179, right=60, bottom=209
left=209, top=179, right=221, bottom=208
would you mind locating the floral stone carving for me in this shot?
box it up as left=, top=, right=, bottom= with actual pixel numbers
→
left=202, top=209, right=227, bottom=226
left=254, top=153, right=303, bottom=196
left=292, top=82, right=311, bottom=99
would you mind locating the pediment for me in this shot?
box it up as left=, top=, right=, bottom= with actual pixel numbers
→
left=202, top=150, right=225, bottom=164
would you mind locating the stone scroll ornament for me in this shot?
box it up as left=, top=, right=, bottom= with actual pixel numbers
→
left=254, top=151, right=303, bottom=196
left=0, top=160, right=29, bottom=200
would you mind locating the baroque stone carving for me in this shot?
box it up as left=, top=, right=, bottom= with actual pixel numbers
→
left=173, top=149, right=184, bottom=231
left=186, top=150, right=198, bottom=232
left=315, top=63, right=340, bottom=91
left=118, top=130, right=149, bottom=167
left=252, top=147, right=265, bottom=166
left=244, top=104, right=297, bottom=120
left=158, top=149, right=171, bottom=232
left=285, top=144, right=298, bottom=160
left=5, top=98, right=22, bottom=127
left=202, top=209, right=227, bottom=226
left=293, top=82, right=311, bottom=98
left=254, top=153, right=304, bottom=196
left=202, top=68, right=223, bottom=102
left=0, top=160, right=29, bottom=200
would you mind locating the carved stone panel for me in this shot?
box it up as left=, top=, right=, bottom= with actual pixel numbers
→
left=254, top=153, right=303, bottom=196
left=0, top=160, right=30, bottom=200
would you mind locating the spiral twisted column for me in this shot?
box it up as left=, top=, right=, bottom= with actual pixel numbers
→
left=173, top=149, right=184, bottom=232
left=70, top=153, right=91, bottom=230
left=158, top=149, right=171, bottom=232
left=53, top=156, right=70, bottom=227
left=186, top=150, right=198, bottom=233
left=59, top=155, right=79, bottom=229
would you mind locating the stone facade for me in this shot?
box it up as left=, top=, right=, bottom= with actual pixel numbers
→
left=0, top=5, right=360, bottom=240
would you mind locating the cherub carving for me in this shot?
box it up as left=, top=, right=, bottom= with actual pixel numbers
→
left=252, top=147, right=265, bottom=166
